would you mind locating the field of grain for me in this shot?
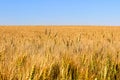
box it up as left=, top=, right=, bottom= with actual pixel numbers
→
left=0, top=26, right=120, bottom=80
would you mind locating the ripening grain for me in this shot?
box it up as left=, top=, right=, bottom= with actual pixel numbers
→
left=0, top=26, right=120, bottom=80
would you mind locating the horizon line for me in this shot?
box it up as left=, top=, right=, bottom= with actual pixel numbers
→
left=0, top=25, right=120, bottom=27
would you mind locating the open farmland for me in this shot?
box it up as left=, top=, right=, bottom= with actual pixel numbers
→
left=0, top=26, right=120, bottom=80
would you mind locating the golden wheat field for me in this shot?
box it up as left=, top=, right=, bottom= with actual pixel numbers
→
left=0, top=26, right=120, bottom=80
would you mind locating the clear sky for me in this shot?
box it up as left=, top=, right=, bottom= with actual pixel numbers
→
left=0, top=0, right=120, bottom=25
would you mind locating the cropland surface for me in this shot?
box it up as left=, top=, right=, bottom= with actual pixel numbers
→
left=0, top=26, right=120, bottom=80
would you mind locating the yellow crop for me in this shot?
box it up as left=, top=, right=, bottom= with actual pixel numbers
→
left=0, top=26, right=120, bottom=80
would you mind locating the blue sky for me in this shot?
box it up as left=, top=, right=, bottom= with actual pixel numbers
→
left=0, top=0, right=120, bottom=25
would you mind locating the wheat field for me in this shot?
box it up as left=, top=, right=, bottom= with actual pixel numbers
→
left=0, top=26, right=120, bottom=80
